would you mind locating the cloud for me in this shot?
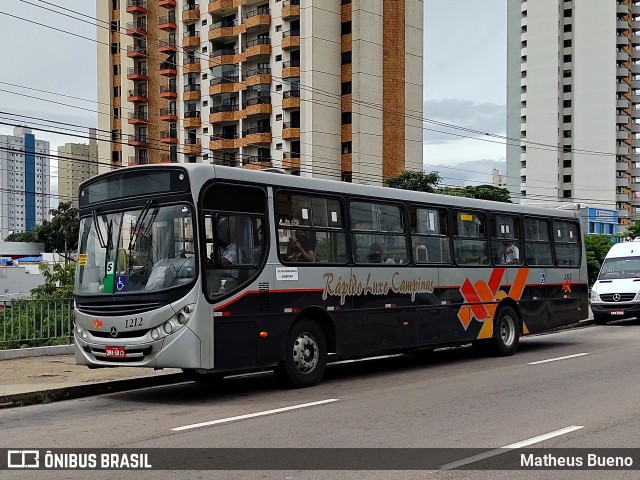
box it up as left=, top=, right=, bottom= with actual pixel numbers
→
left=423, top=99, right=506, bottom=145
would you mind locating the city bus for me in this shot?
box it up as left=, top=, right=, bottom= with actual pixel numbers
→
left=73, top=164, right=588, bottom=387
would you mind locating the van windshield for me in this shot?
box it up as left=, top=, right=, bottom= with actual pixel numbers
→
left=598, top=257, right=640, bottom=280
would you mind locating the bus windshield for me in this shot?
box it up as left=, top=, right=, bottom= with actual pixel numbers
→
left=75, top=203, right=196, bottom=295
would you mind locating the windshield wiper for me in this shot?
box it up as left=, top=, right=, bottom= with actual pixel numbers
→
left=92, top=209, right=107, bottom=249
left=128, top=200, right=153, bottom=252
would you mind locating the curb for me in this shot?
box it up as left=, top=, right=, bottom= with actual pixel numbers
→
left=0, top=373, right=186, bottom=409
left=0, top=345, right=74, bottom=361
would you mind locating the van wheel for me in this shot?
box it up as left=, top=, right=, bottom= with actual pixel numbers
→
left=275, top=319, right=327, bottom=388
left=493, top=306, right=520, bottom=356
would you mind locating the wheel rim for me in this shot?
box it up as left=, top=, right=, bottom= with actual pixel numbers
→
left=292, top=332, right=319, bottom=374
left=500, top=314, right=516, bottom=346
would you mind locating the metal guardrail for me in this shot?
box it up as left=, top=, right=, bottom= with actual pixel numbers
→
left=0, top=299, right=74, bottom=349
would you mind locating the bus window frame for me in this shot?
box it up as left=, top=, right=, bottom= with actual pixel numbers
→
left=489, top=212, right=524, bottom=267
left=452, top=208, right=490, bottom=267
left=523, top=215, right=556, bottom=267
left=274, top=188, right=349, bottom=266
left=551, top=218, right=582, bottom=267
left=407, top=203, right=453, bottom=265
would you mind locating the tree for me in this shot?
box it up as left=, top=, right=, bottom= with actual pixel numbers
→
left=623, top=220, right=640, bottom=239
left=30, top=263, right=76, bottom=300
left=37, top=202, right=80, bottom=254
left=385, top=171, right=442, bottom=193
left=584, top=234, right=614, bottom=285
left=4, top=231, right=39, bottom=243
left=436, top=185, right=512, bottom=203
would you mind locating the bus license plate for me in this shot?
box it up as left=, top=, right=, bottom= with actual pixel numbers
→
left=610, top=310, right=624, bottom=316
left=105, top=346, right=126, bottom=358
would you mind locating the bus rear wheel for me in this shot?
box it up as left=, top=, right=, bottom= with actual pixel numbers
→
left=276, top=319, right=327, bottom=388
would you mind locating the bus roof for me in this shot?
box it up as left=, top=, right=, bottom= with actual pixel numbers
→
left=87, top=164, right=580, bottom=220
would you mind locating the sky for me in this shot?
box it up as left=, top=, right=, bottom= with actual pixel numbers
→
left=0, top=0, right=507, bottom=198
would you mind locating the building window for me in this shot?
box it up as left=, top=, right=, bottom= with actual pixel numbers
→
left=563, top=130, right=571, bottom=138
left=341, top=82, right=352, bottom=95
left=111, top=42, right=118, bottom=54
left=563, top=175, right=571, bottom=183
left=112, top=151, right=119, bottom=163
left=563, top=115, right=571, bottom=123
left=341, top=141, right=352, bottom=154
left=112, top=0, right=119, bottom=10
left=564, top=8, right=572, bottom=17
left=341, top=51, right=352, bottom=65
left=563, top=190, right=572, bottom=198
left=276, top=84, right=282, bottom=91
left=110, top=21, right=118, bottom=32
left=563, top=99, right=571, bottom=108
left=276, top=143, right=282, bottom=150
left=275, top=54, right=282, bottom=61
left=113, top=86, right=120, bottom=97
left=276, top=25, right=282, bottom=32
left=563, top=84, right=572, bottom=93
left=563, top=54, right=572, bottom=62
left=276, top=114, right=283, bottom=121
left=563, top=24, right=572, bottom=32
left=113, top=64, right=119, bottom=75
left=341, top=112, right=352, bottom=125
left=563, top=160, right=572, bottom=167
left=341, top=21, right=352, bottom=35
left=564, top=39, right=572, bottom=47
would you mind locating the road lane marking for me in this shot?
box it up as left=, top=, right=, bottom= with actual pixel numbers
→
left=527, top=353, right=589, bottom=365
left=170, top=399, right=340, bottom=432
left=440, top=425, right=584, bottom=470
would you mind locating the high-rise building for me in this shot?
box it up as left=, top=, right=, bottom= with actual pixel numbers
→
left=97, top=0, right=423, bottom=184
left=506, top=0, right=639, bottom=225
left=0, top=127, right=51, bottom=239
left=57, top=129, right=99, bottom=208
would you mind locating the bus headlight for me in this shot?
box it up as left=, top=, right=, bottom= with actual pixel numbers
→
left=591, top=290, right=600, bottom=302
left=163, top=322, right=173, bottom=335
left=177, top=312, right=187, bottom=325
left=151, top=328, right=160, bottom=340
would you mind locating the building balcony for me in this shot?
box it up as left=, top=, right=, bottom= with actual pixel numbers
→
left=128, top=134, right=150, bottom=147
left=127, top=88, right=149, bottom=103
left=632, top=122, right=640, bottom=133
left=184, top=138, right=202, bottom=154
left=617, top=114, right=629, bottom=125
left=282, top=60, right=300, bottom=78
left=618, top=176, right=631, bottom=188
left=282, top=123, right=300, bottom=140
left=209, top=48, right=243, bottom=67
left=159, top=84, right=178, bottom=99
left=618, top=3, right=629, bottom=16
left=209, top=104, right=242, bottom=123
left=126, top=20, right=147, bottom=36
left=282, top=151, right=300, bottom=170
left=160, top=153, right=179, bottom=163
left=282, top=30, right=300, bottom=49
left=209, top=75, right=243, bottom=94
left=210, top=132, right=241, bottom=150
left=282, top=89, right=301, bottom=109
left=209, top=19, right=243, bottom=40
left=184, top=83, right=201, bottom=100
left=159, top=108, right=178, bottom=121
left=182, top=5, right=200, bottom=21
left=618, top=98, right=631, bottom=109
left=126, top=44, right=148, bottom=58
left=243, top=8, right=270, bottom=30
left=243, top=66, right=271, bottom=87
left=618, top=51, right=630, bottom=63
left=243, top=156, right=272, bottom=169
left=158, top=14, right=177, bottom=31
left=617, top=193, right=630, bottom=202
left=618, top=82, right=630, bottom=94
left=633, top=34, right=640, bottom=46
left=243, top=96, right=272, bottom=116
left=127, top=66, right=148, bottom=80
left=160, top=130, right=179, bottom=143
left=184, top=110, right=202, bottom=127
left=126, top=0, right=147, bottom=14
left=159, top=37, right=177, bottom=53
left=128, top=112, right=149, bottom=124
left=183, top=57, right=201, bottom=73
left=158, top=0, right=176, bottom=7
left=159, top=62, right=178, bottom=76
left=183, top=31, right=201, bottom=48
left=128, top=155, right=150, bottom=166
left=208, top=0, right=245, bottom=14
left=243, top=37, right=271, bottom=59
left=618, top=145, right=630, bottom=156
left=617, top=161, right=630, bottom=171
left=617, top=129, right=630, bottom=141
left=243, top=126, right=272, bottom=145
left=282, top=0, right=300, bottom=19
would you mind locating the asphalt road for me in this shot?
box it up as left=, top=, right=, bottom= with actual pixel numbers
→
left=2, top=319, right=640, bottom=480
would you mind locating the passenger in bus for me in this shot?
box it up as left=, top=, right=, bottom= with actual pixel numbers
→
left=288, top=230, right=316, bottom=262
left=503, top=240, right=520, bottom=265
left=368, top=243, right=384, bottom=263
left=215, top=218, right=239, bottom=279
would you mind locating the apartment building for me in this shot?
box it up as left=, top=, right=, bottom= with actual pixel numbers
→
left=506, top=0, right=640, bottom=225
left=57, top=130, right=99, bottom=208
left=97, top=0, right=423, bottom=184
left=0, top=127, right=51, bottom=239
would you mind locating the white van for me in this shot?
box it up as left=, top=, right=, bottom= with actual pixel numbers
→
left=590, top=240, right=640, bottom=324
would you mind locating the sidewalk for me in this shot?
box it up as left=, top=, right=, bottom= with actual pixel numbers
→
left=0, top=352, right=183, bottom=408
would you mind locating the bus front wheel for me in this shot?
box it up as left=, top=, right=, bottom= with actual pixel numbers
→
left=276, top=319, right=327, bottom=388
left=493, top=305, right=520, bottom=356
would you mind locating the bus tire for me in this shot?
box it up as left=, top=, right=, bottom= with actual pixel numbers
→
left=276, top=319, right=327, bottom=388
left=493, top=305, right=520, bottom=356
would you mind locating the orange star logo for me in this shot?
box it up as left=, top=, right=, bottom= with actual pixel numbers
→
left=93, top=319, right=103, bottom=328
left=562, top=279, right=572, bottom=293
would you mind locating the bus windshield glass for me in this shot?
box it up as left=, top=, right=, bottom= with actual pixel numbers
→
left=75, top=203, right=196, bottom=295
